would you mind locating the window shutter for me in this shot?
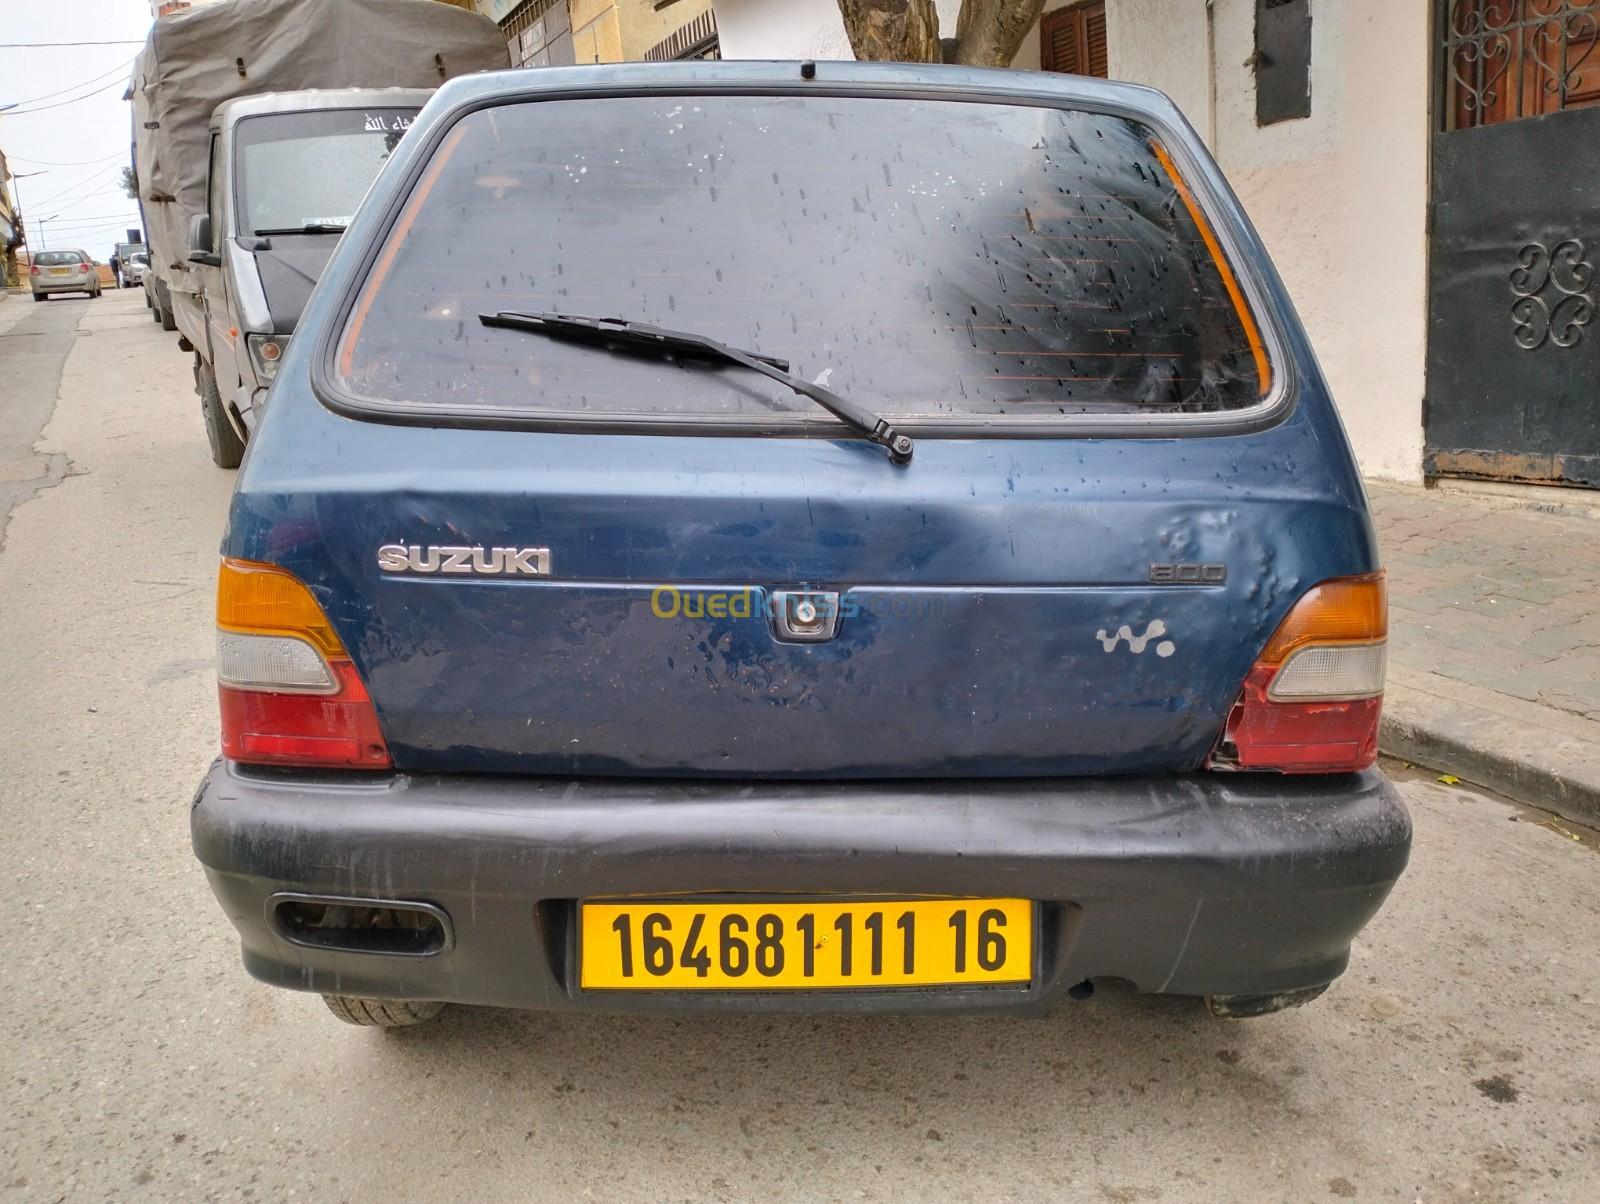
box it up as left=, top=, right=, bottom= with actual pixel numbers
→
left=1041, top=2, right=1109, bottom=79
left=1083, top=5, right=1108, bottom=78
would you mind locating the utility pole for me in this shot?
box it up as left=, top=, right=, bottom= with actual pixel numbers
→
left=6, top=169, right=47, bottom=287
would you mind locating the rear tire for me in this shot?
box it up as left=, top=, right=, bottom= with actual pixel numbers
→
left=32, top=293, right=45, bottom=303
left=196, top=359, right=246, bottom=470
left=322, top=995, right=445, bottom=1028
left=159, top=303, right=177, bottom=331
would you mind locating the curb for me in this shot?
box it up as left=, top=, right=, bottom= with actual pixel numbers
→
left=1381, top=667, right=1600, bottom=829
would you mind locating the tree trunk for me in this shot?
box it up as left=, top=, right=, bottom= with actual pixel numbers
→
left=837, top=0, right=944, bottom=64
left=838, top=0, right=1048, bottom=68
left=951, top=0, right=1047, bottom=66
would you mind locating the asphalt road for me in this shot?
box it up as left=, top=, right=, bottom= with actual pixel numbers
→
left=1, top=289, right=1597, bottom=1204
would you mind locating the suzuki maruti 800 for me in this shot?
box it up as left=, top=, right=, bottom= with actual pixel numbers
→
left=192, top=63, right=1410, bottom=1028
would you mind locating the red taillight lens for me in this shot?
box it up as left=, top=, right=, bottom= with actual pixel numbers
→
left=1210, top=573, right=1387, bottom=774
left=216, top=559, right=391, bottom=770
left=220, top=662, right=390, bottom=768
left=30, top=265, right=39, bottom=276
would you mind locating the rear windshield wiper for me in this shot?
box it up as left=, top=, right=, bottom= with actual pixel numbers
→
left=253, top=223, right=347, bottom=236
left=479, top=310, right=913, bottom=465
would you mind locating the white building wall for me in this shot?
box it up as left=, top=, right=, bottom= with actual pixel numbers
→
left=714, top=0, right=1432, bottom=482
left=714, top=0, right=855, bottom=58
left=1102, top=0, right=1214, bottom=144
left=1202, top=0, right=1429, bottom=483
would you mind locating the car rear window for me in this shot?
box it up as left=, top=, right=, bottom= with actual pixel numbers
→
left=36, top=251, right=88, bottom=266
left=333, top=95, right=1271, bottom=426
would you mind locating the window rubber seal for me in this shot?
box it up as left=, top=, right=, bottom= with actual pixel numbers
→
left=311, top=78, right=1297, bottom=444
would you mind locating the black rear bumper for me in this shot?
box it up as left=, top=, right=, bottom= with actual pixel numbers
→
left=190, top=761, right=1410, bottom=1014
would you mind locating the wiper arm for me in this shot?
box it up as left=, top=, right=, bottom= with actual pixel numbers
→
left=479, top=310, right=913, bottom=465
left=253, top=223, right=348, bottom=236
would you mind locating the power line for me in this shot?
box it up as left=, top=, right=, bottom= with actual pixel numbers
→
left=5, top=58, right=134, bottom=110
left=29, top=162, right=125, bottom=210
left=2, top=76, right=127, bottom=117
left=30, top=212, right=141, bottom=227
left=54, top=186, right=131, bottom=215
left=11, top=152, right=126, bottom=168
left=0, top=40, right=145, bottom=48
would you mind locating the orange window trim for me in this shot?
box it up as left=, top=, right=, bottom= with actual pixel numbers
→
left=1148, top=140, right=1272, bottom=396
left=339, top=123, right=470, bottom=378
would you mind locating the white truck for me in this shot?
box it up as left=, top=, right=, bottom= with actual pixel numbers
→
left=130, top=0, right=507, bottom=467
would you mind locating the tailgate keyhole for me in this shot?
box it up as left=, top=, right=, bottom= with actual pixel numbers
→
left=772, top=590, right=841, bottom=643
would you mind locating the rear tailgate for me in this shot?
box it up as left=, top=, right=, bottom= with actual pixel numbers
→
left=230, top=73, right=1378, bottom=779
left=236, top=426, right=1372, bottom=778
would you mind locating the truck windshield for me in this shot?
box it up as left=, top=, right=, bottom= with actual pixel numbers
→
left=334, top=95, right=1273, bottom=426
left=235, top=108, right=418, bottom=235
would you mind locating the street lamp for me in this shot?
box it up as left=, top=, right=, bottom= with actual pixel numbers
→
left=35, top=213, right=62, bottom=252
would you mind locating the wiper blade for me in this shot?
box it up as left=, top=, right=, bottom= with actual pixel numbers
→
left=252, top=223, right=347, bottom=236
left=479, top=310, right=913, bottom=465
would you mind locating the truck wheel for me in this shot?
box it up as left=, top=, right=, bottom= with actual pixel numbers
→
left=322, top=995, right=445, bottom=1028
left=158, top=303, right=177, bottom=332
left=197, top=360, right=246, bottom=469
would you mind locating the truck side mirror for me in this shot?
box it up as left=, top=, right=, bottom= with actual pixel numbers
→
left=188, top=213, right=221, bottom=267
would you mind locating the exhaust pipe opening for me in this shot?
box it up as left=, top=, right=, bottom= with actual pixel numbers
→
left=268, top=893, right=451, bottom=957
left=1067, top=979, right=1096, bottom=1001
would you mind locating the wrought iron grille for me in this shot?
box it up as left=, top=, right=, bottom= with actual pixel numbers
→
left=644, top=8, right=719, bottom=62
left=501, top=0, right=561, bottom=42
left=1440, top=0, right=1600, bottom=130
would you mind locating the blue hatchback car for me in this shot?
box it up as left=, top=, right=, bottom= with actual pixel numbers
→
left=192, top=62, right=1410, bottom=1027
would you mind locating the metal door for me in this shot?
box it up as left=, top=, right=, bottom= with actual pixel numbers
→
left=1427, top=0, right=1600, bottom=486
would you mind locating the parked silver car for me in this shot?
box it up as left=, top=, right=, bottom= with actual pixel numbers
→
left=30, top=250, right=102, bottom=301
left=124, top=251, right=150, bottom=288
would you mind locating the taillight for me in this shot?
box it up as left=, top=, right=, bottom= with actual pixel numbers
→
left=29, top=265, right=39, bottom=276
left=216, top=559, right=391, bottom=769
left=1210, top=573, right=1387, bottom=774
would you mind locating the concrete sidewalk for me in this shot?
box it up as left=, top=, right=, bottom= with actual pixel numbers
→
left=1371, top=480, right=1600, bottom=825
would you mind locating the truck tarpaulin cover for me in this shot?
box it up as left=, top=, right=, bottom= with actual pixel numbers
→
left=130, top=0, right=508, bottom=300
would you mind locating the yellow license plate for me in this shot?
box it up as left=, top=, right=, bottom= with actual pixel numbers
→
left=580, top=898, right=1033, bottom=990
left=50, top=268, right=72, bottom=276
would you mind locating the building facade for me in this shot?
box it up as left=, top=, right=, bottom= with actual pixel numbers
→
left=0, top=148, right=19, bottom=288
left=715, top=0, right=1600, bottom=491
left=473, top=0, right=717, bottom=66
left=152, top=0, right=478, bottom=15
